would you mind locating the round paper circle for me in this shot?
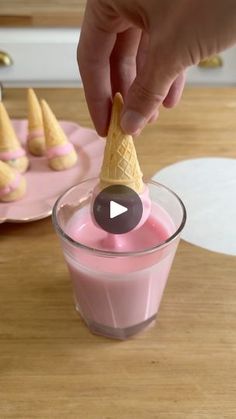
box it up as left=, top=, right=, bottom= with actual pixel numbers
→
left=153, top=158, right=236, bottom=256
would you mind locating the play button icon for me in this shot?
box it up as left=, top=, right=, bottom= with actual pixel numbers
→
left=93, top=184, right=143, bottom=234
left=110, top=201, right=128, bottom=219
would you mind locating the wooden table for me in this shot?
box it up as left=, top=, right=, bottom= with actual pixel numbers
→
left=0, top=1, right=86, bottom=27
left=1, top=88, right=236, bottom=418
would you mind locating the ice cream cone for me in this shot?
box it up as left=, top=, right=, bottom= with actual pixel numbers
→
left=0, top=102, right=29, bottom=173
left=27, top=88, right=45, bottom=156
left=0, top=103, right=20, bottom=151
left=41, top=100, right=77, bottom=171
left=0, top=160, right=26, bottom=202
left=100, top=93, right=143, bottom=193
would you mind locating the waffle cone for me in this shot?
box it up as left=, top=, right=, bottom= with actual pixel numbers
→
left=41, top=100, right=68, bottom=148
left=0, top=103, right=21, bottom=152
left=100, top=93, right=143, bottom=193
left=27, top=88, right=43, bottom=131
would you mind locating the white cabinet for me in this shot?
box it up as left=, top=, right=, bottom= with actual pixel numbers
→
left=0, top=28, right=81, bottom=87
left=186, top=46, right=236, bottom=85
left=1, top=28, right=236, bottom=87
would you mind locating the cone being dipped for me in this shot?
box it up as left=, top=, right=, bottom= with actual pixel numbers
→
left=0, top=102, right=29, bottom=173
left=27, top=88, right=45, bottom=156
left=99, top=93, right=144, bottom=193
left=41, top=100, right=77, bottom=171
left=0, top=160, right=26, bottom=202
left=93, top=92, right=151, bottom=234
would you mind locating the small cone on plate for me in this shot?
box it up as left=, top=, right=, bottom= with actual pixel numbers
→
left=0, top=160, right=26, bottom=202
left=41, top=100, right=77, bottom=171
left=100, top=93, right=144, bottom=193
left=27, top=88, right=45, bottom=156
left=0, top=102, right=29, bottom=173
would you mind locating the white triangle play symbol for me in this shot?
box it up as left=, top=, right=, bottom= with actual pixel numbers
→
left=110, top=200, right=128, bottom=219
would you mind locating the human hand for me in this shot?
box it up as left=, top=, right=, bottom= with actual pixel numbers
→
left=78, top=0, right=236, bottom=136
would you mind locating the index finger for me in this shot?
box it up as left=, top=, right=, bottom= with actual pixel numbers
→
left=77, top=8, right=116, bottom=136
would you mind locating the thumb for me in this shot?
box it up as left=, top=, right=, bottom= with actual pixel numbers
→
left=121, top=42, right=180, bottom=134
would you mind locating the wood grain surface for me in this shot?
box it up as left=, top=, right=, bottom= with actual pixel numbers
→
left=0, top=88, right=236, bottom=419
left=0, top=0, right=86, bottom=27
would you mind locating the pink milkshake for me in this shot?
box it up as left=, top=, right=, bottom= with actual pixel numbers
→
left=52, top=178, right=186, bottom=339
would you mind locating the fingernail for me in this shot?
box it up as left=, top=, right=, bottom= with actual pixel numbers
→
left=121, top=110, right=147, bottom=135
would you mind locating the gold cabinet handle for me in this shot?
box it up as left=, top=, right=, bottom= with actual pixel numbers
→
left=0, top=51, right=13, bottom=67
left=198, top=55, right=223, bottom=69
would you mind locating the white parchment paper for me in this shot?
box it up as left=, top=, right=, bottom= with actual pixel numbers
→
left=153, top=158, right=236, bottom=256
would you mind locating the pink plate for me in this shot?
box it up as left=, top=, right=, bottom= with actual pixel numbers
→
left=0, top=120, right=105, bottom=223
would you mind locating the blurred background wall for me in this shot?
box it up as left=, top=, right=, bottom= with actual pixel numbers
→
left=0, top=0, right=236, bottom=87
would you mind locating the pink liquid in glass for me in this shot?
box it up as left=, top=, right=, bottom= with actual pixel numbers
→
left=63, top=203, right=178, bottom=334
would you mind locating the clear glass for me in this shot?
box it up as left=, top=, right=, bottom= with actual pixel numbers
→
left=52, top=178, right=186, bottom=340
